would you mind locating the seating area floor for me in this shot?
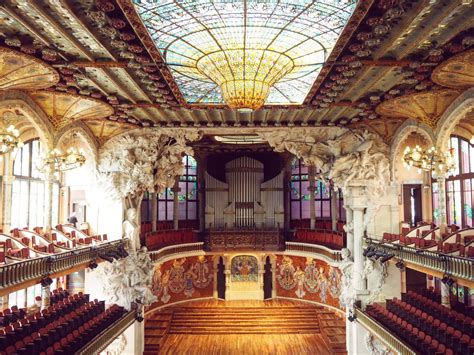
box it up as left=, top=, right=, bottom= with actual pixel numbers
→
left=145, top=299, right=346, bottom=355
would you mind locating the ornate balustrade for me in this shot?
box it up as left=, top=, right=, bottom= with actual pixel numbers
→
left=365, top=238, right=474, bottom=283
left=285, top=242, right=342, bottom=262
left=354, top=307, right=416, bottom=355
left=149, top=242, right=205, bottom=263
left=204, top=229, right=284, bottom=251
left=0, top=240, right=127, bottom=293
left=76, top=309, right=136, bottom=355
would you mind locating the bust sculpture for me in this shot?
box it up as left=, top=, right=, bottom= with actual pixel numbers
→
left=123, top=207, right=140, bottom=251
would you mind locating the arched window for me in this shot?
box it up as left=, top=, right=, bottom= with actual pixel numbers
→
left=11, top=139, right=60, bottom=228
left=290, top=158, right=345, bottom=223
left=178, top=155, right=198, bottom=222
left=435, top=136, right=474, bottom=228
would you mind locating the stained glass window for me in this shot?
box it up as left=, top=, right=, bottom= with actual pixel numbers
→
left=440, top=136, right=474, bottom=228
left=178, top=156, right=198, bottom=221
left=133, top=0, right=357, bottom=105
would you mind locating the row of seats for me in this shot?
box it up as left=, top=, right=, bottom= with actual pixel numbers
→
left=145, top=229, right=198, bottom=251
left=387, top=298, right=474, bottom=353
left=403, top=290, right=474, bottom=328
left=367, top=303, right=456, bottom=354
left=293, top=229, right=345, bottom=250
left=0, top=293, right=124, bottom=354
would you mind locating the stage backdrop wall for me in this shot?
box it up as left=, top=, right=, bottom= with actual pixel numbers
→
left=275, top=255, right=343, bottom=310
left=151, top=256, right=214, bottom=307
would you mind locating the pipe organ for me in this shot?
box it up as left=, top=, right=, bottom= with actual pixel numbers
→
left=205, top=157, right=283, bottom=229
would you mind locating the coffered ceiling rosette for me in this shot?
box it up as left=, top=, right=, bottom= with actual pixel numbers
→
left=375, top=89, right=461, bottom=129
left=0, top=47, right=59, bottom=90
left=431, top=49, right=474, bottom=89
left=29, top=91, right=114, bottom=130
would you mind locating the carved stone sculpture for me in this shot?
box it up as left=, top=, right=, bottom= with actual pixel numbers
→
left=122, top=207, right=140, bottom=251
left=365, top=332, right=393, bottom=355
left=339, top=248, right=356, bottom=313
left=100, top=246, right=157, bottom=310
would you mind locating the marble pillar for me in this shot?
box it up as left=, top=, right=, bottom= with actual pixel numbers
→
left=345, top=207, right=354, bottom=256
left=44, top=169, right=55, bottom=233
left=2, top=175, right=14, bottom=232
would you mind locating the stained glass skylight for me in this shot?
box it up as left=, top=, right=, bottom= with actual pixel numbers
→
left=133, top=1, right=357, bottom=106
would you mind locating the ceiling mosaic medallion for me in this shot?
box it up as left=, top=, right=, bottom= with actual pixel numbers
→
left=29, top=91, right=114, bottom=130
left=375, top=89, right=461, bottom=128
left=0, top=47, right=59, bottom=90
left=431, top=49, right=474, bottom=89
left=133, top=0, right=357, bottom=106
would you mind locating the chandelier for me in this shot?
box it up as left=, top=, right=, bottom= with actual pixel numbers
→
left=402, top=145, right=455, bottom=175
left=0, top=124, right=22, bottom=155
left=197, top=49, right=294, bottom=110
left=38, top=147, right=86, bottom=173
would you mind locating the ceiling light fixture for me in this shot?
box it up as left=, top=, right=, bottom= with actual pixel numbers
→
left=402, top=145, right=455, bottom=176
left=0, top=124, right=22, bottom=156
left=37, top=147, right=86, bottom=173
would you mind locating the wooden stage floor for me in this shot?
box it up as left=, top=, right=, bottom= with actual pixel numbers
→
left=145, top=299, right=346, bottom=355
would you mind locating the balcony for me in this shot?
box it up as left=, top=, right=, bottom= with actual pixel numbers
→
left=0, top=240, right=127, bottom=294
left=365, top=238, right=474, bottom=285
left=203, top=229, right=285, bottom=252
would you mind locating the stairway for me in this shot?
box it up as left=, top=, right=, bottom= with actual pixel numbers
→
left=168, top=306, right=321, bottom=334
left=143, top=311, right=173, bottom=354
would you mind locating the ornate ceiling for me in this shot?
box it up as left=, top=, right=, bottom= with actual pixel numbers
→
left=0, top=0, right=472, bottom=145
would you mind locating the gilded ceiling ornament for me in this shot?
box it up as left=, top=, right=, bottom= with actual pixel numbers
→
left=431, top=49, right=474, bottom=89
left=0, top=47, right=59, bottom=90
left=375, top=89, right=461, bottom=128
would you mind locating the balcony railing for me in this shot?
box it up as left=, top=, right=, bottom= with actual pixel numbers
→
left=149, top=242, right=205, bottom=263
left=0, top=240, right=127, bottom=292
left=365, top=238, right=474, bottom=282
left=354, top=307, right=416, bottom=355
left=285, top=242, right=342, bottom=262
left=76, top=309, right=136, bottom=355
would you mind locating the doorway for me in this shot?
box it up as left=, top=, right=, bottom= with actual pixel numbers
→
left=263, top=256, right=272, bottom=299
left=403, top=184, right=423, bottom=226
left=217, top=257, right=226, bottom=299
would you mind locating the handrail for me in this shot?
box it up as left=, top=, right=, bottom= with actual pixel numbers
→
left=365, top=238, right=474, bottom=282
left=354, top=308, right=416, bottom=355
left=76, top=309, right=136, bottom=355
left=0, top=240, right=127, bottom=291
left=149, top=242, right=204, bottom=263
left=285, top=242, right=342, bottom=262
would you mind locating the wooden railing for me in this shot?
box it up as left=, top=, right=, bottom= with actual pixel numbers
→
left=355, top=307, right=416, bottom=355
left=76, top=309, right=136, bottom=355
left=0, top=240, right=127, bottom=291
left=285, top=242, right=342, bottom=262
left=365, top=238, right=474, bottom=282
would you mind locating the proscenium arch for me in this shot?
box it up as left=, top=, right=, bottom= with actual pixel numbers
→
left=389, top=119, right=435, bottom=180
left=435, top=87, right=474, bottom=151
left=54, top=121, right=100, bottom=166
left=0, top=90, right=54, bottom=150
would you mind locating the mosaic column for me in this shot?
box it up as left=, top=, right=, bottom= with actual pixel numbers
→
left=41, top=284, right=51, bottom=310
left=437, top=177, right=447, bottom=237
left=353, top=207, right=366, bottom=292
left=2, top=175, right=15, bottom=232
left=44, top=169, right=55, bottom=233
left=440, top=282, right=451, bottom=308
